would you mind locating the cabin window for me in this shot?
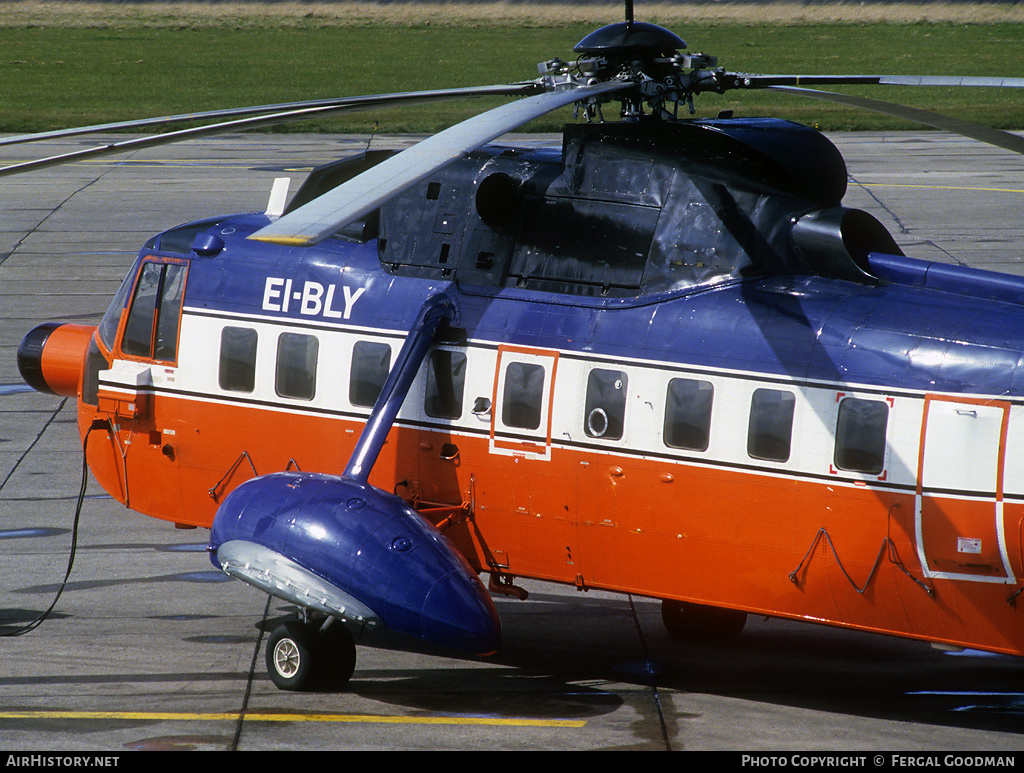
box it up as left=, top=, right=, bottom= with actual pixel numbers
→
left=218, top=327, right=257, bottom=393
left=424, top=350, right=467, bottom=419
left=747, top=388, right=796, bottom=462
left=664, top=378, right=713, bottom=451
left=350, top=340, right=391, bottom=407
left=501, top=361, right=545, bottom=430
left=275, top=332, right=318, bottom=400
left=834, top=397, right=889, bottom=474
left=120, top=261, right=187, bottom=362
left=584, top=368, right=627, bottom=440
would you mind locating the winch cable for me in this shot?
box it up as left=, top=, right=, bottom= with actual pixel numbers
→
left=1, top=419, right=94, bottom=637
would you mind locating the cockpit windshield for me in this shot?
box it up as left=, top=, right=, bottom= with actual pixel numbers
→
left=96, top=257, right=188, bottom=362
left=97, top=263, right=137, bottom=353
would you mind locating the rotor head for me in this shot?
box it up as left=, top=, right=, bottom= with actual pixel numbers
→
left=574, top=21, right=686, bottom=57
left=559, top=21, right=706, bottom=122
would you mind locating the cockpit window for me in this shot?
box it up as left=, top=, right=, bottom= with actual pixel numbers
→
left=97, top=266, right=138, bottom=352
left=154, top=263, right=186, bottom=359
left=120, top=260, right=188, bottom=362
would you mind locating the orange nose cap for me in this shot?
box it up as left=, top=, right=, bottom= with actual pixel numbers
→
left=18, top=323, right=97, bottom=396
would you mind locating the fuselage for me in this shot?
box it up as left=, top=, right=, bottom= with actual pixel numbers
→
left=25, top=119, right=1024, bottom=658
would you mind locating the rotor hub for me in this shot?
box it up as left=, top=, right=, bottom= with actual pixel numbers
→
left=543, top=21, right=714, bottom=122
left=573, top=21, right=688, bottom=87
left=573, top=21, right=686, bottom=58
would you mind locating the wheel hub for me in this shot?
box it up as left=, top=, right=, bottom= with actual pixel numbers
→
left=272, top=637, right=301, bottom=678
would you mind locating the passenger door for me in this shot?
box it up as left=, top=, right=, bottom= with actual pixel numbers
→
left=916, top=395, right=1015, bottom=583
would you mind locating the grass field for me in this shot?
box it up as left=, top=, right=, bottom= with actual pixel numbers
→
left=2, top=2, right=1023, bottom=133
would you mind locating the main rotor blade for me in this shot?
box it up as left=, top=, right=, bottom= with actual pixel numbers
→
left=767, top=85, right=1024, bottom=156
left=0, top=100, right=369, bottom=148
left=248, top=80, right=632, bottom=247
left=735, top=74, right=1024, bottom=89
left=0, top=84, right=540, bottom=178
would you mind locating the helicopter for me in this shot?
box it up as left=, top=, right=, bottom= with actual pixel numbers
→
left=7, top=5, right=1024, bottom=691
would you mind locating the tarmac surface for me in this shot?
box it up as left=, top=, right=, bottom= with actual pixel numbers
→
left=1, top=130, right=1023, bottom=752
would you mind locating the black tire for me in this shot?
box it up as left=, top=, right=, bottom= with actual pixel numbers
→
left=266, top=620, right=319, bottom=691
left=265, top=619, right=357, bottom=691
left=318, top=622, right=357, bottom=688
left=661, top=599, right=747, bottom=642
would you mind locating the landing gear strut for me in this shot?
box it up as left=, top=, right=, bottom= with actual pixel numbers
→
left=265, top=616, right=357, bottom=691
left=661, top=599, right=747, bottom=642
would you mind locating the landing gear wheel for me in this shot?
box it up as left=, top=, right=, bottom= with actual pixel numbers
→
left=265, top=618, right=358, bottom=691
left=661, top=600, right=747, bottom=642
left=318, top=621, right=357, bottom=688
left=267, top=620, right=318, bottom=691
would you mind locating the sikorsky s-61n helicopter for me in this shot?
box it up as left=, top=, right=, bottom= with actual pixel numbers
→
left=7, top=5, right=1024, bottom=690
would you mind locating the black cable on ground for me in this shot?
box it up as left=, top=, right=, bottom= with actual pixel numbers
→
left=2, top=428, right=94, bottom=637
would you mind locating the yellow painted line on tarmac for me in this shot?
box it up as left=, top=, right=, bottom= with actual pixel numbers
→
left=0, top=709, right=586, bottom=728
left=856, top=182, right=1024, bottom=194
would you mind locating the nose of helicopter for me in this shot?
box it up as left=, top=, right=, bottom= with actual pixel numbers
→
left=18, top=322, right=96, bottom=397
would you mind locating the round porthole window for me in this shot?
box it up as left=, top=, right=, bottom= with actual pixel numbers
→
left=587, top=407, right=609, bottom=438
